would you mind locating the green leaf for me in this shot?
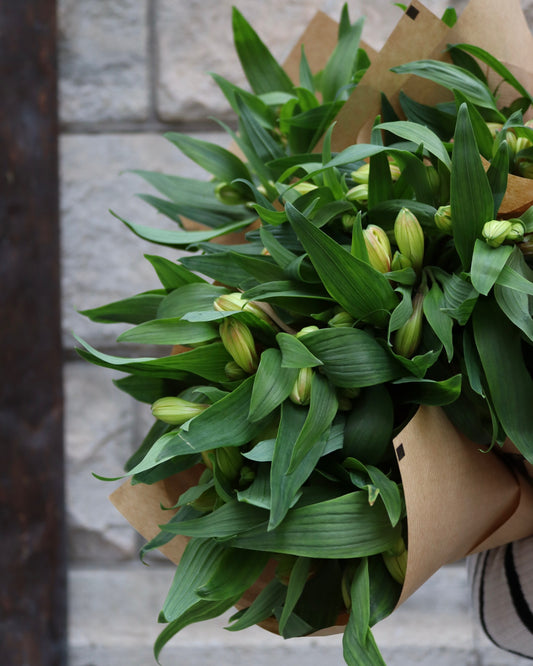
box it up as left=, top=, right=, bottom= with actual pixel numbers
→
left=287, top=373, right=338, bottom=473
left=210, top=72, right=276, bottom=129
left=113, top=374, right=175, bottom=404
left=276, top=332, right=323, bottom=369
left=423, top=281, right=454, bottom=361
left=392, top=375, right=462, bottom=406
left=494, top=250, right=533, bottom=343
left=375, top=121, right=451, bottom=169
left=144, top=255, right=206, bottom=290
left=269, top=402, right=330, bottom=530
left=391, top=60, right=501, bottom=113
left=157, top=283, right=229, bottom=319
left=196, top=548, right=270, bottom=601
left=230, top=492, right=400, bottom=558
left=450, top=104, right=494, bottom=268
left=74, top=334, right=230, bottom=383
left=441, top=7, right=457, bottom=27
left=161, top=500, right=268, bottom=538
left=398, top=90, right=456, bottom=140
left=321, top=17, right=364, bottom=102
left=117, top=318, right=219, bottom=346
left=79, top=292, right=164, bottom=324
left=470, top=240, right=513, bottom=296
left=486, top=140, right=510, bottom=217
left=343, top=385, right=394, bottom=465
left=473, top=298, right=533, bottom=462
left=248, top=349, right=299, bottom=422
left=343, top=559, right=386, bottom=665
left=301, top=328, right=401, bottom=388
left=164, top=132, right=251, bottom=184
left=232, top=7, right=294, bottom=95
left=113, top=211, right=253, bottom=248
left=226, top=578, right=286, bottom=631
left=237, top=95, right=285, bottom=164
left=286, top=203, right=398, bottom=327
left=278, top=557, right=311, bottom=635
left=450, top=43, right=533, bottom=105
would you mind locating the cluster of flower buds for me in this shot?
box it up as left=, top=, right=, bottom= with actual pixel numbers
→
left=151, top=396, right=209, bottom=425
left=482, top=219, right=525, bottom=247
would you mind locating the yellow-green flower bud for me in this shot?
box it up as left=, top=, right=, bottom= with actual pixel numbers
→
left=219, top=318, right=258, bottom=373
left=289, top=367, right=313, bottom=406
left=151, top=396, right=208, bottom=425
left=328, top=310, right=355, bottom=328
left=215, top=182, right=248, bottom=206
left=382, top=536, right=408, bottom=584
left=390, top=251, right=412, bottom=272
left=215, top=446, right=242, bottom=481
left=394, top=291, right=424, bottom=358
left=345, top=184, right=369, bottom=205
left=434, top=204, right=453, bottom=234
left=394, top=208, right=425, bottom=273
left=482, top=219, right=513, bottom=247
left=486, top=122, right=503, bottom=139
left=506, top=130, right=517, bottom=156
left=293, top=181, right=318, bottom=195
left=516, top=136, right=532, bottom=153
left=342, top=214, right=357, bottom=232
left=363, top=224, right=392, bottom=273
left=351, top=163, right=371, bottom=184
left=426, top=165, right=440, bottom=196
left=214, top=292, right=272, bottom=325
left=224, top=360, right=247, bottom=380
left=507, top=220, right=525, bottom=242
left=295, top=325, right=319, bottom=339
left=516, top=157, right=533, bottom=179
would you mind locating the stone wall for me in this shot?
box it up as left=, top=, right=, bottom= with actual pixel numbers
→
left=60, top=1, right=533, bottom=664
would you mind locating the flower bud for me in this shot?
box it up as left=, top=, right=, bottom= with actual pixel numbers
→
left=482, top=219, right=513, bottom=247
left=363, top=224, right=392, bottom=273
left=516, top=157, right=533, bottom=179
left=328, top=310, right=355, bottom=328
left=506, top=130, right=517, bottom=156
left=434, top=204, right=453, bottom=234
left=215, top=446, right=242, bottom=481
left=151, top=396, right=208, bottom=425
left=224, top=360, right=247, bottom=381
left=390, top=251, right=412, bottom=272
left=394, top=208, right=425, bottom=273
left=507, top=220, right=525, bottom=242
left=516, top=136, right=532, bottom=153
left=214, top=292, right=272, bottom=325
left=486, top=122, right=503, bottom=139
left=191, top=486, right=218, bottom=512
left=293, top=181, right=318, bottom=195
left=239, top=465, right=255, bottom=486
left=341, top=214, right=357, bottom=232
left=351, top=163, right=370, bottom=183
left=295, top=325, right=319, bottom=339
left=215, top=182, right=248, bottom=206
left=219, top=318, right=258, bottom=373
left=345, top=184, right=369, bottom=205
left=393, top=291, right=424, bottom=358
left=289, top=367, right=313, bottom=406
left=426, top=165, right=440, bottom=196
left=382, top=536, right=408, bottom=585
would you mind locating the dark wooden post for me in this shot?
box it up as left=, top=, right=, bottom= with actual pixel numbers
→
left=0, top=2, right=66, bottom=665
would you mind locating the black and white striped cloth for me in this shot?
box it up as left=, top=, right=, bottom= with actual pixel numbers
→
left=468, top=536, right=533, bottom=659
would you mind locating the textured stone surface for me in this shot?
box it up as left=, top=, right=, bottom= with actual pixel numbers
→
left=156, top=0, right=451, bottom=122
left=58, top=0, right=149, bottom=123
left=64, top=361, right=141, bottom=561
left=60, top=131, right=230, bottom=348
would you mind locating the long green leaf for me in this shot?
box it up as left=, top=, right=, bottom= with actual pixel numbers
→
left=286, top=203, right=398, bottom=326
left=117, top=318, right=219, bottom=346
left=276, top=332, right=323, bottom=368
left=231, top=492, right=399, bottom=558
left=473, top=298, right=533, bottom=461
left=248, top=349, right=299, bottom=422
left=321, top=17, right=364, bottom=102
left=470, top=240, right=513, bottom=296
left=79, top=291, right=164, bottom=324
left=232, top=7, right=294, bottom=95
left=226, top=578, right=287, bottom=631
left=422, top=281, right=454, bottom=361
left=450, top=104, right=494, bottom=268
left=196, top=548, right=270, bottom=601
left=144, top=255, right=206, bottom=290
left=375, top=121, right=451, bottom=169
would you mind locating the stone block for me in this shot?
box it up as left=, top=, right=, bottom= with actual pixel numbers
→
left=65, top=361, right=141, bottom=561
left=58, top=0, right=149, bottom=123
left=155, top=0, right=450, bottom=122
left=60, top=131, right=230, bottom=349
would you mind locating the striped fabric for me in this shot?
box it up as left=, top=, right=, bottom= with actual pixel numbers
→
left=468, top=537, right=533, bottom=659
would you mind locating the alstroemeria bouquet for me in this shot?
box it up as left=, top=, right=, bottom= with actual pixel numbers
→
left=76, top=2, right=533, bottom=664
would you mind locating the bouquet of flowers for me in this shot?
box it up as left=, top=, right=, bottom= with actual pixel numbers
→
left=76, top=0, right=533, bottom=663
